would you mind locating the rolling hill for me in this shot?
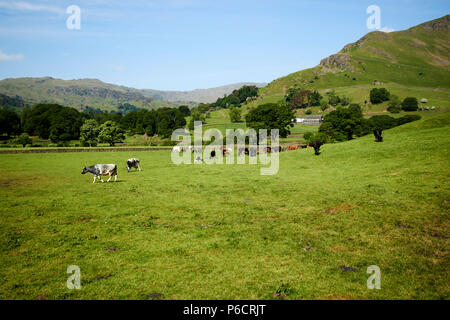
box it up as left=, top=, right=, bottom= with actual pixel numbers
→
left=0, top=76, right=266, bottom=112
left=253, top=15, right=450, bottom=109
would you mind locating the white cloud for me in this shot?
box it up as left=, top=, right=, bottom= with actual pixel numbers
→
left=0, top=49, right=24, bottom=61
left=380, top=26, right=395, bottom=33
left=0, top=1, right=63, bottom=14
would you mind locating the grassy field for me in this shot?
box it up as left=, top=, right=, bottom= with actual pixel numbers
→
left=0, top=113, right=449, bottom=300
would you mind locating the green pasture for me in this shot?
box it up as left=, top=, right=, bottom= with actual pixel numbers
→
left=0, top=113, right=449, bottom=299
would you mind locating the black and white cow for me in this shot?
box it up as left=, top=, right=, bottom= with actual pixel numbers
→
left=82, top=164, right=118, bottom=183
left=126, top=158, right=141, bottom=172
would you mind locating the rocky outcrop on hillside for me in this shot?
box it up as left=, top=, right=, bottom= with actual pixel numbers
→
left=416, top=14, right=449, bottom=31
left=319, top=53, right=353, bottom=71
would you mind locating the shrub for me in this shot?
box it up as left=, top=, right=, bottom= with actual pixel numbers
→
left=16, top=133, right=32, bottom=147
left=305, top=109, right=312, bottom=115
left=397, top=115, right=421, bottom=125
left=369, top=115, right=398, bottom=130
left=160, top=140, right=177, bottom=146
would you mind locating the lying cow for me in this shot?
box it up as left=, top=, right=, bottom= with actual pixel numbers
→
left=82, top=164, right=118, bottom=183
left=373, top=129, right=383, bottom=142
left=126, top=158, right=141, bottom=172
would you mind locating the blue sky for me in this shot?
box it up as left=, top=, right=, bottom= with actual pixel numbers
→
left=0, top=0, right=448, bottom=90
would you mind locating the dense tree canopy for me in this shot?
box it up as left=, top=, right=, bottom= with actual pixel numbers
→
left=319, top=107, right=372, bottom=141
left=178, top=105, right=191, bottom=117
left=22, top=104, right=85, bottom=141
left=120, top=107, right=186, bottom=137
left=245, top=103, right=295, bottom=138
left=0, top=107, right=21, bottom=137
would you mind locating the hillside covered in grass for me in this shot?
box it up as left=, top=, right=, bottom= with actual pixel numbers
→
left=254, top=15, right=449, bottom=109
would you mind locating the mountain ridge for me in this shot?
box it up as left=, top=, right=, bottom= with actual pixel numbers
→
left=0, top=76, right=266, bottom=111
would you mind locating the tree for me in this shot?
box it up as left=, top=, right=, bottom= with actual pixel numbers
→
left=0, top=108, right=21, bottom=137
left=309, top=90, right=322, bottom=106
left=319, top=107, right=372, bottom=141
left=327, top=91, right=340, bottom=106
left=80, top=119, right=100, bottom=147
left=349, top=104, right=363, bottom=117
left=370, top=88, right=390, bottom=104
left=402, top=97, right=419, bottom=111
left=285, top=88, right=311, bottom=109
left=178, top=105, right=191, bottom=117
left=16, top=133, right=32, bottom=147
left=320, top=99, right=329, bottom=111
left=304, top=132, right=328, bottom=145
left=233, top=85, right=258, bottom=103
left=229, top=107, right=242, bottom=122
left=387, top=95, right=402, bottom=113
left=188, top=110, right=206, bottom=130
left=245, top=103, right=295, bottom=138
left=340, top=96, right=350, bottom=106
left=98, top=121, right=125, bottom=146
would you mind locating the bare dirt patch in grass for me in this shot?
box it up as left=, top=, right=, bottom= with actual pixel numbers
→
left=324, top=204, right=357, bottom=214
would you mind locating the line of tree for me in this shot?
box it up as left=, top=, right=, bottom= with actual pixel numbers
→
left=119, top=107, right=187, bottom=137
left=0, top=103, right=190, bottom=145
left=318, top=104, right=421, bottom=142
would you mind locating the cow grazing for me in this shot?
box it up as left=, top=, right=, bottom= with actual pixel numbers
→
left=82, top=164, right=117, bottom=183
left=288, top=145, right=299, bottom=150
left=126, top=158, right=141, bottom=172
left=309, top=140, right=323, bottom=155
left=373, top=129, right=383, bottom=142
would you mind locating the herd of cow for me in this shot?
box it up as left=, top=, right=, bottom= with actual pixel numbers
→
left=172, top=142, right=323, bottom=158
left=81, top=130, right=383, bottom=183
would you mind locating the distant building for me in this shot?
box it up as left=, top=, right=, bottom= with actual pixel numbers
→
left=295, top=115, right=323, bottom=125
